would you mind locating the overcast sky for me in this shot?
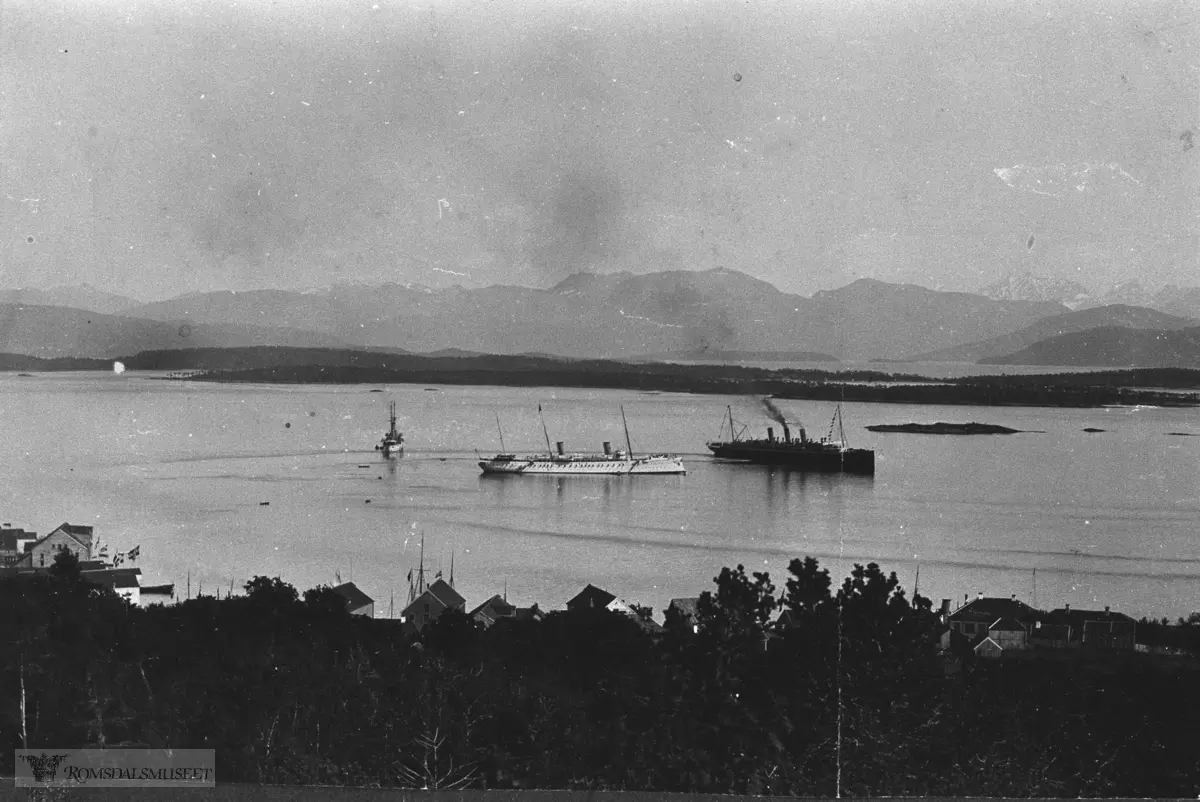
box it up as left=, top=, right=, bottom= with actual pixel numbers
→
left=2, top=0, right=1196, bottom=301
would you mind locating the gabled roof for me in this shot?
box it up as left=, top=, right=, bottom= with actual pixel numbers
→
left=331, top=582, right=373, bottom=610
left=973, top=636, right=1003, bottom=653
left=948, top=597, right=1039, bottom=623
left=667, top=597, right=700, bottom=618
left=514, top=604, right=544, bottom=622
left=990, top=617, right=1027, bottom=633
left=426, top=579, right=465, bottom=609
left=0, top=528, right=35, bottom=551
left=567, top=583, right=616, bottom=610
left=470, top=594, right=515, bottom=620
left=1048, top=607, right=1135, bottom=625
left=28, top=524, right=93, bottom=553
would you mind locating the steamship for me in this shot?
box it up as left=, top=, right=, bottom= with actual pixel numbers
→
left=374, top=401, right=405, bottom=455
left=478, top=407, right=686, bottom=475
left=707, top=404, right=875, bottom=475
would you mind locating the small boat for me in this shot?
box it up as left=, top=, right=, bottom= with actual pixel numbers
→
left=479, top=407, right=685, bottom=475
left=374, top=401, right=405, bottom=455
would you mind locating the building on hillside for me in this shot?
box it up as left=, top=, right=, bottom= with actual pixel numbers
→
left=945, top=594, right=1040, bottom=641
left=0, top=527, right=37, bottom=566
left=988, top=617, right=1029, bottom=651
left=666, top=597, right=701, bottom=633
left=81, top=568, right=142, bottom=604
left=331, top=582, right=374, bottom=617
left=1030, top=623, right=1071, bottom=649
left=1045, top=605, right=1137, bottom=650
left=401, top=578, right=466, bottom=632
left=566, top=584, right=634, bottom=616
left=17, top=523, right=95, bottom=568
left=470, top=595, right=545, bottom=629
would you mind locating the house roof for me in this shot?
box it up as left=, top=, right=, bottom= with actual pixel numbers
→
left=470, top=595, right=516, bottom=620
left=514, top=604, right=544, bottom=622
left=948, top=597, right=1039, bottom=623
left=566, top=584, right=616, bottom=610
left=973, top=636, right=1003, bottom=653
left=82, top=570, right=139, bottom=590
left=1048, top=607, right=1135, bottom=625
left=0, top=528, right=35, bottom=551
left=667, top=597, right=700, bottom=619
left=426, top=579, right=465, bottom=609
left=331, top=582, right=373, bottom=611
left=28, top=524, right=93, bottom=554
left=990, top=617, right=1027, bottom=633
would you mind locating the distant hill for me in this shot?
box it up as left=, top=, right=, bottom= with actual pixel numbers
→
left=122, top=269, right=1067, bottom=361
left=980, top=326, right=1200, bottom=367
left=0, top=304, right=357, bottom=359
left=904, top=305, right=1198, bottom=363
left=634, top=349, right=840, bottom=363
left=0, top=285, right=141, bottom=315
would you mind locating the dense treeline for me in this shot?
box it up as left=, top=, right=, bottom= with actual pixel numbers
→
left=2, top=553, right=1199, bottom=795
left=195, top=363, right=1199, bottom=408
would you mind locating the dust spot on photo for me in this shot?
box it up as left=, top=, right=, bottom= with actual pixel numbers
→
left=178, top=324, right=192, bottom=338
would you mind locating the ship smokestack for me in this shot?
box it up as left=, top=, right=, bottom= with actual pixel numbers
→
left=603, top=441, right=612, bottom=455
left=799, top=428, right=807, bottom=444
left=782, top=423, right=791, bottom=443
left=556, top=441, right=564, bottom=455
left=767, top=426, right=775, bottom=443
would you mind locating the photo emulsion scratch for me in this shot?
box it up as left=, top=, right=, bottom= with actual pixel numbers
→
left=0, top=0, right=1198, bottom=797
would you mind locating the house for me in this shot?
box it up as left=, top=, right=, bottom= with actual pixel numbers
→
left=331, top=582, right=374, bottom=617
left=16, top=523, right=95, bottom=569
left=1045, top=605, right=1137, bottom=650
left=666, top=597, right=701, bottom=633
left=565, top=584, right=635, bottom=616
left=946, top=595, right=1039, bottom=641
left=400, top=579, right=466, bottom=632
left=0, top=527, right=37, bottom=566
left=1030, top=623, right=1071, bottom=649
left=81, top=568, right=142, bottom=604
left=974, top=636, right=1005, bottom=659
left=988, top=617, right=1029, bottom=651
left=471, top=595, right=546, bottom=629
left=471, top=595, right=516, bottom=628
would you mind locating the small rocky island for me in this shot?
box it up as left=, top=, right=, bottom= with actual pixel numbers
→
left=866, top=422, right=1023, bottom=435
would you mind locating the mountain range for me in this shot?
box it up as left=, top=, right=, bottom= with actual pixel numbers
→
left=1, top=269, right=1198, bottom=366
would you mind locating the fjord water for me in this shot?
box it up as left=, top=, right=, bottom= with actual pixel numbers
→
left=2, top=372, right=1198, bottom=620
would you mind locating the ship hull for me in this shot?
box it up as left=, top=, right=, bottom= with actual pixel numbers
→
left=479, top=455, right=685, bottom=475
left=708, top=442, right=874, bottom=474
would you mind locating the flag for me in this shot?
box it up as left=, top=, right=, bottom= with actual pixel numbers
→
left=406, top=569, right=413, bottom=583
left=113, top=553, right=124, bottom=567
left=538, top=404, right=542, bottom=412
left=128, top=546, right=140, bottom=561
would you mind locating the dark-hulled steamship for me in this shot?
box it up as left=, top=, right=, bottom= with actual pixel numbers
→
left=707, top=403, right=875, bottom=475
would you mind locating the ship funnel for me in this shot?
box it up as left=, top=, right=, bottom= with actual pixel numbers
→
left=556, top=441, right=564, bottom=455
left=782, top=423, right=791, bottom=443
left=767, top=426, right=775, bottom=443
left=799, top=428, right=808, bottom=444
left=603, top=441, right=612, bottom=455
left=940, top=599, right=951, bottom=615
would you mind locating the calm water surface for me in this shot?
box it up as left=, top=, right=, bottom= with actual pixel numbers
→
left=2, top=372, right=1198, bottom=619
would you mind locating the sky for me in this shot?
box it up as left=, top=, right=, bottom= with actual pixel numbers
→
left=2, top=0, right=1197, bottom=301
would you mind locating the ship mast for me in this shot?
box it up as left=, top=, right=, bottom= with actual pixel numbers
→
left=621, top=406, right=634, bottom=455
left=495, top=413, right=507, bottom=452
left=538, top=404, right=553, bottom=455
left=728, top=405, right=735, bottom=443
left=389, top=401, right=398, bottom=438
